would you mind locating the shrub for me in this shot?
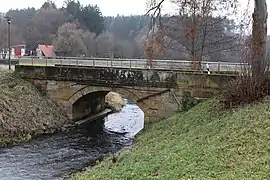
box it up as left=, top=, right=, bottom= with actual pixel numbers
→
left=218, top=55, right=270, bottom=108
left=219, top=73, right=270, bottom=108
left=182, top=91, right=204, bottom=111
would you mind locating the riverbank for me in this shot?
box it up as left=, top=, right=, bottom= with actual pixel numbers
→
left=0, top=69, right=69, bottom=147
left=71, top=99, right=270, bottom=179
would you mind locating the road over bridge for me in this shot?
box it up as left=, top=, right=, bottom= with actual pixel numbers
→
left=15, top=62, right=237, bottom=122
left=10, top=57, right=246, bottom=73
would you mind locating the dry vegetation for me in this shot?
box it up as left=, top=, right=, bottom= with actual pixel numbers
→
left=0, top=69, right=69, bottom=147
left=219, top=70, right=270, bottom=108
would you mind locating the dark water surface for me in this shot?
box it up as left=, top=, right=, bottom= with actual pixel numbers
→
left=0, top=101, right=144, bottom=180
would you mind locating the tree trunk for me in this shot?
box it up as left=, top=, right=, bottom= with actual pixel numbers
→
left=252, top=0, right=268, bottom=76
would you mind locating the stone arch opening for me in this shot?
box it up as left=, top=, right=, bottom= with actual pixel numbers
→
left=72, top=91, right=108, bottom=121
left=68, top=86, right=146, bottom=121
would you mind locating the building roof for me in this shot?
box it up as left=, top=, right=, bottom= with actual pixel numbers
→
left=38, top=44, right=56, bottom=57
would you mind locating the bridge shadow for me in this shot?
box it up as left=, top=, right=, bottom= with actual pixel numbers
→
left=72, top=91, right=108, bottom=121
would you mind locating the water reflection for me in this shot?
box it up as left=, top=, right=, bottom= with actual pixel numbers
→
left=105, top=99, right=144, bottom=137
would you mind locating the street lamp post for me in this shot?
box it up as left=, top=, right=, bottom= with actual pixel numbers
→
left=4, top=16, right=11, bottom=70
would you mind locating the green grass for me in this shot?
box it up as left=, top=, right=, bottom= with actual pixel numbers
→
left=71, top=100, right=270, bottom=180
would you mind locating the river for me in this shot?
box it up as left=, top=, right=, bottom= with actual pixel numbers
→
left=0, top=101, right=144, bottom=180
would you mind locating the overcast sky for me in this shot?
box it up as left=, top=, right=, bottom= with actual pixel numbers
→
left=0, top=0, right=269, bottom=34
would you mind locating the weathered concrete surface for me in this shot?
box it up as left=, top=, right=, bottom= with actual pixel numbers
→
left=15, top=65, right=178, bottom=88
left=176, top=73, right=236, bottom=97
left=15, top=65, right=237, bottom=122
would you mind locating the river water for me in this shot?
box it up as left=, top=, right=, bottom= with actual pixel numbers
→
left=0, top=101, right=144, bottom=180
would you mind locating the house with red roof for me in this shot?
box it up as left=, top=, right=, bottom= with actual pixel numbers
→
left=0, top=44, right=26, bottom=59
left=11, top=44, right=26, bottom=57
left=36, top=44, right=56, bottom=58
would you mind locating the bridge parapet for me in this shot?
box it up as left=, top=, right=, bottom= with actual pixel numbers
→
left=15, top=65, right=178, bottom=88
left=15, top=56, right=246, bottom=73
left=15, top=65, right=237, bottom=91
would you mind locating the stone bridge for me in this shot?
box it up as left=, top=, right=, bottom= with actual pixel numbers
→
left=15, top=65, right=236, bottom=122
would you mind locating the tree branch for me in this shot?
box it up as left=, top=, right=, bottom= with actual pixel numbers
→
left=146, top=0, right=165, bottom=16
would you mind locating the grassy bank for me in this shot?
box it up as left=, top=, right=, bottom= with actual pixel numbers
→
left=71, top=99, right=270, bottom=179
left=0, top=69, right=69, bottom=147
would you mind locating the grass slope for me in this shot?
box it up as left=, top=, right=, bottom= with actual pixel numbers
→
left=72, top=100, right=270, bottom=180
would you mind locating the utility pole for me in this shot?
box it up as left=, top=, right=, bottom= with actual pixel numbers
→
left=4, top=16, right=11, bottom=70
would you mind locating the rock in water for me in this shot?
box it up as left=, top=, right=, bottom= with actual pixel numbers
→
left=105, top=92, right=125, bottom=112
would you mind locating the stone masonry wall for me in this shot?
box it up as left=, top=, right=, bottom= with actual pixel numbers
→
left=16, top=65, right=237, bottom=121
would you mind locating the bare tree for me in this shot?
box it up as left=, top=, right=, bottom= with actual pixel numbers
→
left=0, top=14, right=24, bottom=48
left=165, top=15, right=237, bottom=62
left=53, top=23, right=87, bottom=56
left=251, top=0, right=268, bottom=76
left=0, top=16, right=7, bottom=50
left=134, top=26, right=151, bottom=58
left=114, top=39, right=136, bottom=58
left=24, top=7, right=68, bottom=50
left=147, top=0, right=268, bottom=74
left=95, top=32, right=114, bottom=57
left=81, top=31, right=96, bottom=56
left=147, top=0, right=238, bottom=70
left=95, top=32, right=137, bottom=58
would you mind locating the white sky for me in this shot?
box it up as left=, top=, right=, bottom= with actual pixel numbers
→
left=0, top=0, right=269, bottom=34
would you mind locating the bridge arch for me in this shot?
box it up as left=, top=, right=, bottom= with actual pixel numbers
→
left=67, top=85, right=148, bottom=121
